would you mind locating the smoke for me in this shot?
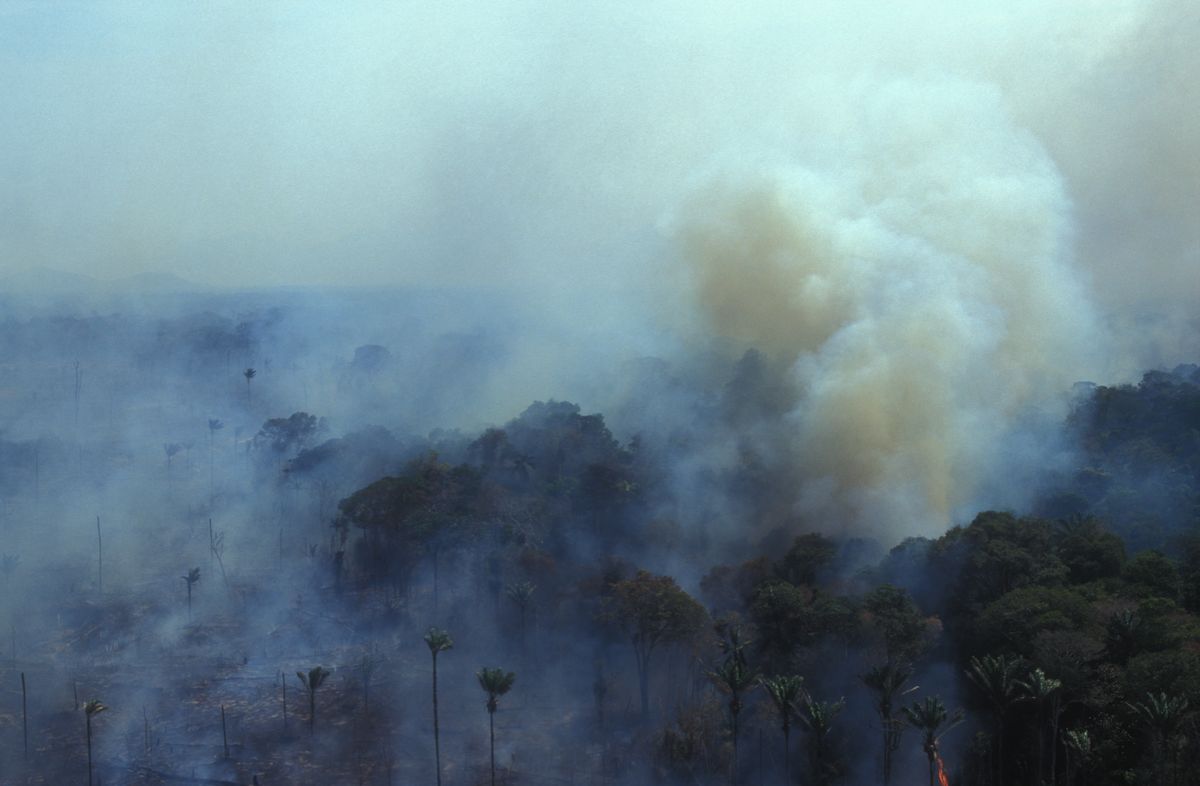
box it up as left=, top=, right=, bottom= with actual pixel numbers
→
left=668, top=76, right=1103, bottom=536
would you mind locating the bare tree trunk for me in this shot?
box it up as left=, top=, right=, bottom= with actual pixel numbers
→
left=87, top=714, right=94, bottom=786
left=432, top=653, right=443, bottom=786
left=96, top=515, right=102, bottom=595
left=489, top=709, right=497, bottom=786
left=21, top=672, right=27, bottom=759
left=783, top=726, right=790, bottom=785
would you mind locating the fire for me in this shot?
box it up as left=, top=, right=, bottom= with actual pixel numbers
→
left=936, top=754, right=950, bottom=786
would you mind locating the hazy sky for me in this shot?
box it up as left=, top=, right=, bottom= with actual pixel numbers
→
left=1, top=1, right=1195, bottom=306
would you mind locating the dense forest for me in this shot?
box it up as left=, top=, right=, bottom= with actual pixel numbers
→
left=0, top=298, right=1196, bottom=785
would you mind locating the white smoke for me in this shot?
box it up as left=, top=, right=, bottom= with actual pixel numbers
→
left=671, top=76, right=1102, bottom=536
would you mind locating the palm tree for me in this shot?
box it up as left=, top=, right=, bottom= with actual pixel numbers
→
left=296, top=666, right=330, bottom=735
left=477, top=667, right=516, bottom=786
left=862, top=662, right=914, bottom=785
left=799, top=697, right=845, bottom=786
left=505, top=581, right=536, bottom=652
left=1020, top=667, right=1062, bottom=784
left=182, top=567, right=200, bottom=621
left=1063, top=728, right=1092, bottom=786
left=1128, top=692, right=1191, bottom=786
left=761, top=675, right=806, bottom=784
left=902, top=696, right=963, bottom=786
left=965, top=653, right=1026, bottom=785
left=243, top=368, right=256, bottom=404
left=424, top=628, right=453, bottom=786
left=83, top=699, right=107, bottom=786
left=705, top=628, right=763, bottom=786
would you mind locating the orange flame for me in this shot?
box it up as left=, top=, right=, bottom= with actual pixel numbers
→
left=936, top=754, right=950, bottom=786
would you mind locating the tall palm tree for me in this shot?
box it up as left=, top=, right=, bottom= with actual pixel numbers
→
left=862, top=662, right=914, bottom=785
left=799, top=697, right=845, bottom=786
left=424, top=628, right=453, bottom=786
left=761, top=675, right=806, bottom=784
left=1020, top=667, right=1062, bottom=784
left=1128, top=692, right=1191, bottom=786
left=296, top=666, right=330, bottom=736
left=902, top=696, right=963, bottom=786
left=477, top=667, right=516, bottom=786
left=1063, top=728, right=1092, bottom=786
left=83, top=698, right=107, bottom=786
left=708, top=647, right=758, bottom=785
left=965, top=653, right=1026, bottom=785
left=182, top=567, right=200, bottom=621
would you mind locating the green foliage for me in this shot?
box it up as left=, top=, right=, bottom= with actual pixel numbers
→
left=424, top=627, right=454, bottom=655
left=83, top=699, right=107, bottom=717
left=902, top=695, right=962, bottom=742
left=965, top=653, right=1027, bottom=715
left=1124, top=650, right=1200, bottom=704
left=338, top=454, right=484, bottom=582
left=748, top=579, right=854, bottom=667
left=605, top=570, right=708, bottom=655
left=1053, top=516, right=1126, bottom=582
left=972, top=585, right=1094, bottom=656
left=953, top=511, right=1069, bottom=609
left=477, top=667, right=516, bottom=713
left=761, top=674, right=806, bottom=732
left=254, top=411, right=324, bottom=454
left=776, top=533, right=836, bottom=587
left=1123, top=550, right=1182, bottom=601
left=861, top=584, right=935, bottom=663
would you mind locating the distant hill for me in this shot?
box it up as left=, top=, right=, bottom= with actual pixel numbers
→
left=0, top=266, right=202, bottom=295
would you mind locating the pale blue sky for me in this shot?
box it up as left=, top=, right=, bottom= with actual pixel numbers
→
left=1, top=0, right=1193, bottom=307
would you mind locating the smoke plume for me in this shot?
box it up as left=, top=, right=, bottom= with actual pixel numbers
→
left=670, top=76, right=1103, bottom=536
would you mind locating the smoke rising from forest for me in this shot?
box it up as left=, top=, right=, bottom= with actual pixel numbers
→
left=669, top=75, right=1101, bottom=535
left=0, top=2, right=1197, bottom=785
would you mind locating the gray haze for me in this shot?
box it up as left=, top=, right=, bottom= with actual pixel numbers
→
left=1, top=1, right=1196, bottom=531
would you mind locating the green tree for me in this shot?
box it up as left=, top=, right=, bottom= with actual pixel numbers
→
left=604, top=570, right=707, bottom=717
left=776, top=533, right=836, bottom=587
left=83, top=699, right=107, bottom=786
left=965, top=653, right=1026, bottom=786
left=1053, top=515, right=1125, bottom=582
left=902, top=696, right=962, bottom=786
left=337, top=455, right=483, bottom=589
left=862, top=661, right=914, bottom=785
left=707, top=624, right=758, bottom=785
left=954, top=512, right=1068, bottom=609
left=799, top=696, right=845, bottom=786
left=1127, top=692, right=1190, bottom=786
left=1124, top=551, right=1182, bottom=601
left=424, top=628, right=453, bottom=786
left=761, top=675, right=806, bottom=784
left=862, top=585, right=934, bottom=664
left=296, top=666, right=330, bottom=735
left=1063, top=728, right=1092, bottom=786
left=1020, top=667, right=1062, bottom=785
left=477, top=667, right=516, bottom=786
